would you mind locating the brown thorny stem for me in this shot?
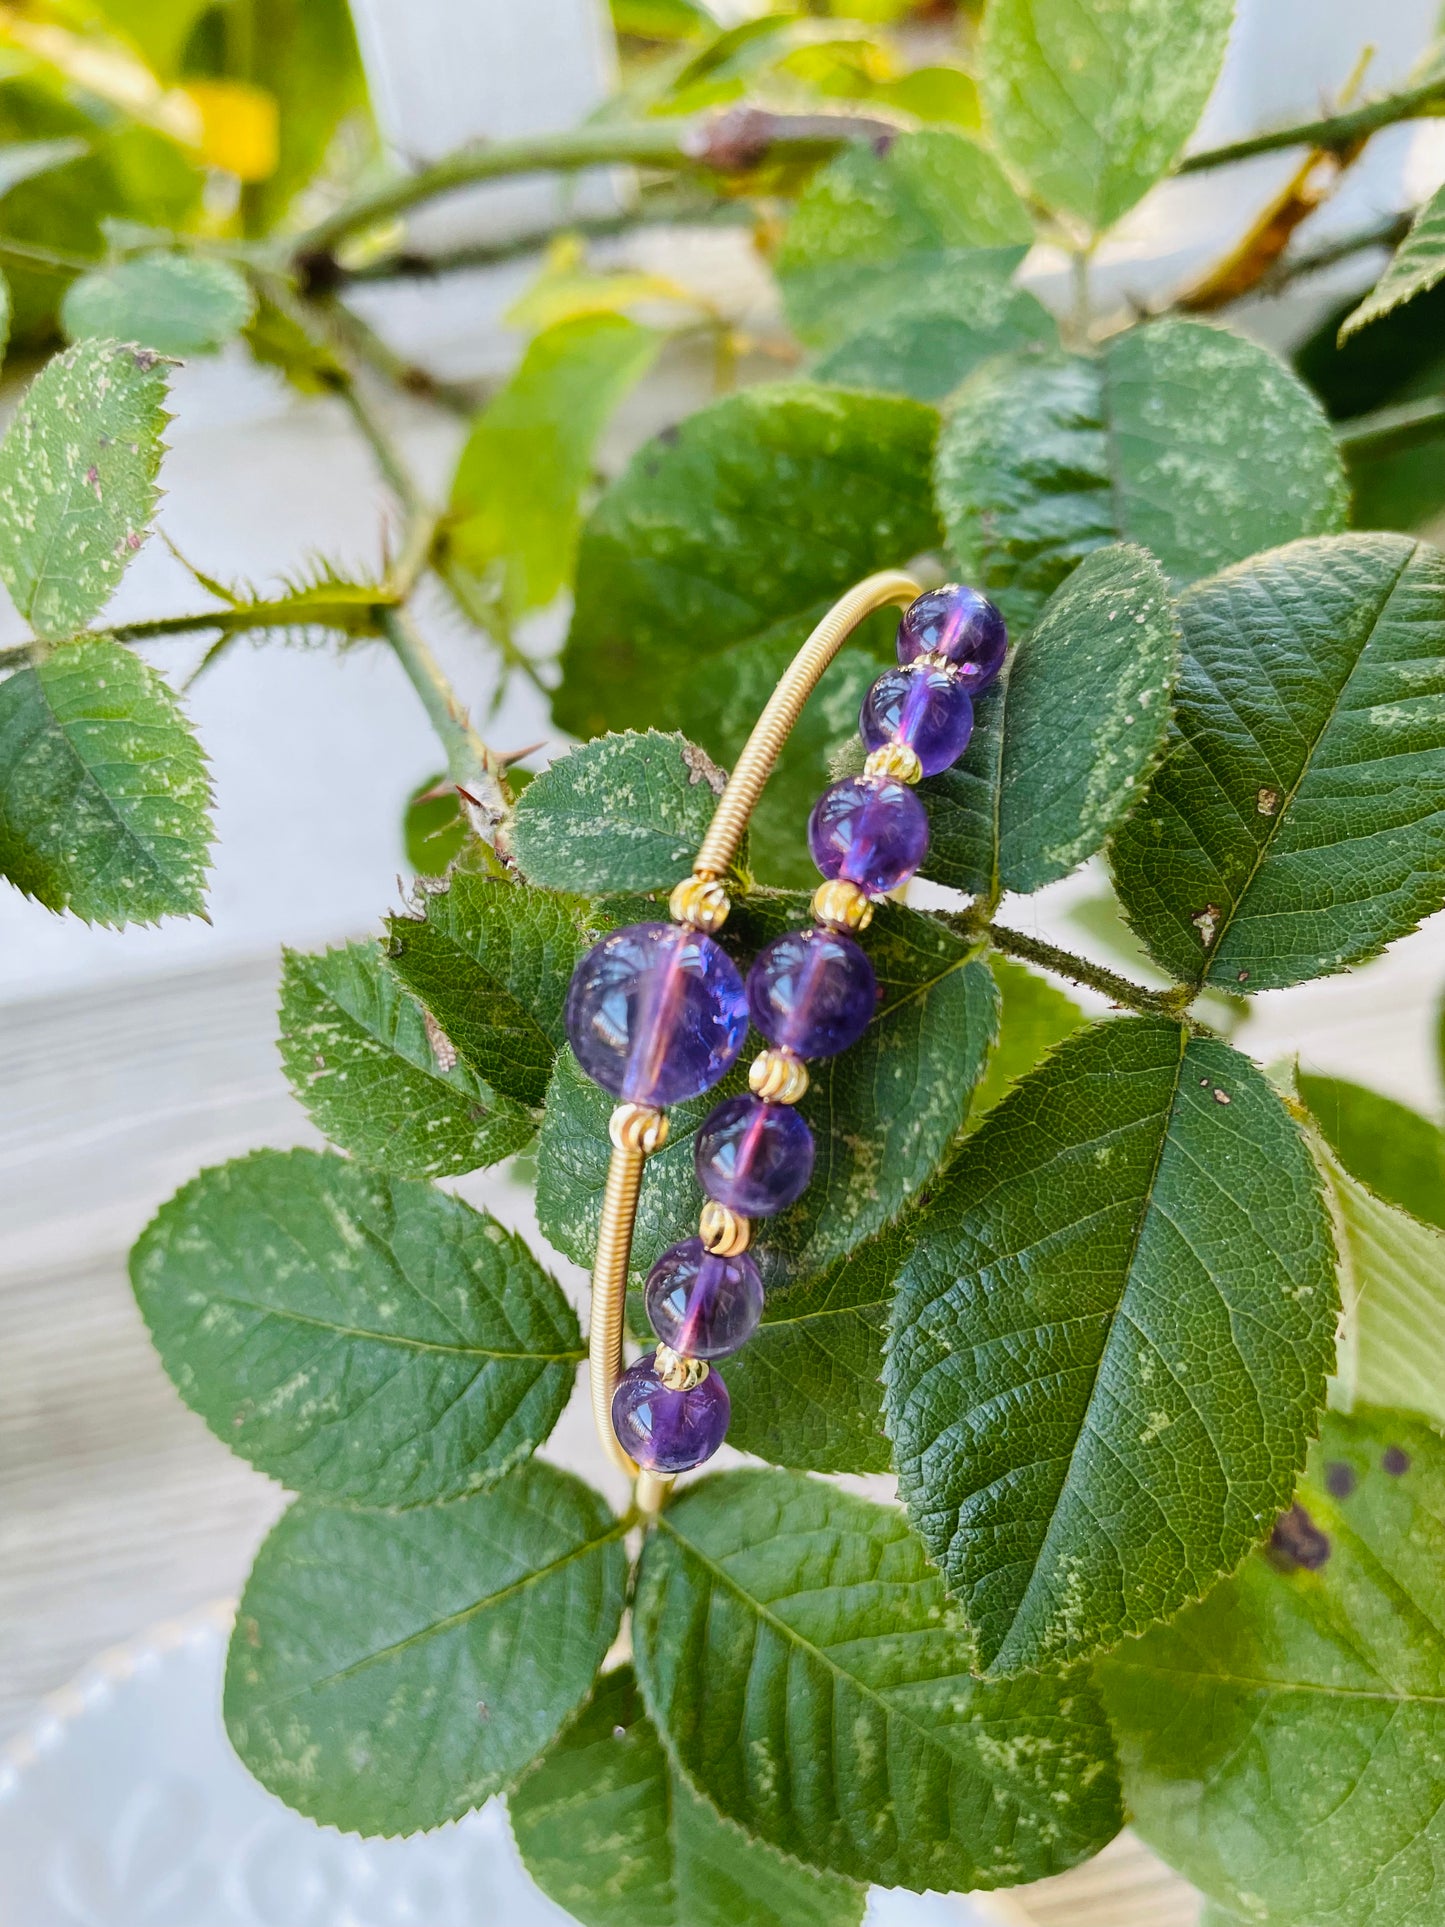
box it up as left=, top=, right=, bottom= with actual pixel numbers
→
left=593, top=570, right=921, bottom=1521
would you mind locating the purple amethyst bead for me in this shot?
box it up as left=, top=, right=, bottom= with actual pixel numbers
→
left=808, top=776, right=930, bottom=898
left=564, top=921, right=747, bottom=1108
left=860, top=663, right=975, bottom=777
left=747, top=927, right=876, bottom=1059
left=645, top=1238, right=764, bottom=1359
left=696, top=1093, right=815, bottom=1218
left=897, top=584, right=1008, bottom=690
left=612, top=1352, right=730, bottom=1472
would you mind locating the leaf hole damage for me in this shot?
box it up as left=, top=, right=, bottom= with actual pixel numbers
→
left=1256, top=787, right=1280, bottom=815
left=1191, top=903, right=1220, bottom=947
left=1269, top=1503, right=1331, bottom=1571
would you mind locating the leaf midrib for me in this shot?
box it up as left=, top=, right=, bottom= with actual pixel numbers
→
left=27, top=654, right=187, bottom=894
left=1193, top=539, right=1417, bottom=986
left=191, top=1286, right=583, bottom=1363
left=654, top=1510, right=1073, bottom=1846
left=987, top=1020, right=1187, bottom=1669
left=256, top=1519, right=627, bottom=1709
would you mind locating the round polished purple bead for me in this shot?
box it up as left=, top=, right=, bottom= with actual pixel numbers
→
left=612, top=1352, right=730, bottom=1473
left=896, top=584, right=1008, bottom=690
left=696, top=1093, right=815, bottom=1218
left=808, top=776, right=929, bottom=898
left=860, top=663, right=974, bottom=777
left=564, top=921, right=747, bottom=1108
left=747, top=927, right=876, bottom=1059
left=645, top=1238, right=764, bottom=1359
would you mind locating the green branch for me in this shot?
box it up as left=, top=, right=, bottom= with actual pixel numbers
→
left=982, top=921, right=1197, bottom=1022
left=378, top=605, right=510, bottom=825
left=1335, top=393, right=1445, bottom=460
left=1180, top=74, right=1445, bottom=172
left=291, top=106, right=900, bottom=260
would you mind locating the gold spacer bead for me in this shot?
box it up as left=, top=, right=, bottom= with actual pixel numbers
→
left=654, top=1343, right=710, bottom=1392
left=699, top=1200, right=751, bottom=1256
left=863, top=741, right=923, bottom=786
left=749, top=1046, right=810, bottom=1104
left=812, top=878, right=874, bottom=933
left=669, top=872, right=731, bottom=933
left=609, top=1103, right=670, bottom=1155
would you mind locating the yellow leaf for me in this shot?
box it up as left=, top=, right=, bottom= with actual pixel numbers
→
left=181, top=80, right=279, bottom=183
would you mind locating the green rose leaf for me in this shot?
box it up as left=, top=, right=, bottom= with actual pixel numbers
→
left=979, top=0, right=1235, bottom=232
left=777, top=128, right=1033, bottom=342
left=776, top=128, right=1049, bottom=402
left=724, top=1232, right=899, bottom=1474
left=61, top=251, right=254, bottom=356
left=885, top=1016, right=1338, bottom=1676
left=811, top=266, right=1057, bottom=405
left=1299, top=1072, right=1445, bottom=1231
left=935, top=321, right=1347, bottom=633
left=277, top=941, right=535, bottom=1179
left=968, top=954, right=1085, bottom=1125
left=0, top=338, right=171, bottom=639
left=131, top=1148, right=583, bottom=1508
left=0, top=637, right=211, bottom=925
left=384, top=871, right=589, bottom=1108
left=536, top=896, right=998, bottom=1280
left=1112, top=534, right=1445, bottom=993
left=402, top=770, right=470, bottom=877
left=238, top=0, right=372, bottom=232
left=0, top=135, right=88, bottom=199
left=225, top=1462, right=627, bottom=1836
left=509, top=1665, right=866, bottom=1927
left=1343, top=182, right=1445, bottom=339
left=718, top=955, right=1083, bottom=1475
left=510, top=730, right=728, bottom=895
left=1325, top=1159, right=1445, bottom=1432
left=1100, top=1408, right=1445, bottom=1927
left=632, top=1468, right=1123, bottom=1891
left=554, top=385, right=940, bottom=883
left=917, top=543, right=1178, bottom=898
left=448, top=314, right=660, bottom=616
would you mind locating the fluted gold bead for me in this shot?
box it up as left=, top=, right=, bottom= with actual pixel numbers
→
left=749, top=1046, right=810, bottom=1104
left=609, top=1103, right=670, bottom=1155
left=699, top=1200, right=751, bottom=1256
left=654, top=1344, right=710, bottom=1392
left=669, top=871, right=731, bottom=933
left=863, top=741, right=923, bottom=785
left=812, top=878, right=874, bottom=932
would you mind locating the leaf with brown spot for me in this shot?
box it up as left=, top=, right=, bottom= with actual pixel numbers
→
left=1101, top=1407, right=1445, bottom=1927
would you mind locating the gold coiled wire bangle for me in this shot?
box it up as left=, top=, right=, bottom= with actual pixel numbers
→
left=587, top=568, right=921, bottom=1520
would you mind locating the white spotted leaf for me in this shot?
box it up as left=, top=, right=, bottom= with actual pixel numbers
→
left=632, top=1467, right=1123, bottom=1890
left=1100, top=1408, right=1445, bottom=1927
left=0, top=637, right=211, bottom=925
left=917, top=543, right=1178, bottom=898
left=0, top=338, right=170, bottom=638
left=980, top=0, right=1235, bottom=231
left=278, top=941, right=536, bottom=1179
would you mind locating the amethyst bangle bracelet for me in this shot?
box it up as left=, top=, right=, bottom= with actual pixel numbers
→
left=563, top=576, right=1008, bottom=1505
